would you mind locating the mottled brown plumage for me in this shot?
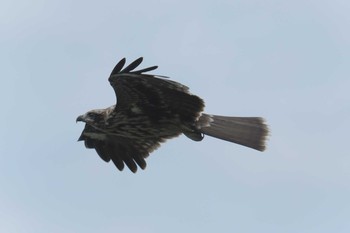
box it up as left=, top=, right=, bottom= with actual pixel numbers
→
left=77, top=57, right=269, bottom=173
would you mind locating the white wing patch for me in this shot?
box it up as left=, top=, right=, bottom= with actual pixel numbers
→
left=131, top=104, right=142, bottom=114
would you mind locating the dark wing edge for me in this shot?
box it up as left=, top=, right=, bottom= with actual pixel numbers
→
left=110, top=57, right=158, bottom=76
left=107, top=137, right=165, bottom=173
left=78, top=124, right=165, bottom=173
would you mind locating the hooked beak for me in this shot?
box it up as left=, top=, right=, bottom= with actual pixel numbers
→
left=76, top=115, right=84, bottom=123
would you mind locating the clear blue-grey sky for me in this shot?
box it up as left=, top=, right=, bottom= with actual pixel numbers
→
left=1, top=0, right=349, bottom=232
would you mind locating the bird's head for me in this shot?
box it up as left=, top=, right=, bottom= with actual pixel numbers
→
left=76, top=109, right=106, bottom=125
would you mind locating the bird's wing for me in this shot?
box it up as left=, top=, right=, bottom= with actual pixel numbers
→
left=79, top=124, right=168, bottom=172
left=78, top=124, right=111, bottom=162
left=108, top=57, right=193, bottom=110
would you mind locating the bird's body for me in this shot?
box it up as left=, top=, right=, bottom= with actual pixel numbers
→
left=77, top=57, right=269, bottom=172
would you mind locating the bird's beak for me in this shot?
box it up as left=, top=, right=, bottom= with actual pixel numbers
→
left=76, top=115, right=84, bottom=123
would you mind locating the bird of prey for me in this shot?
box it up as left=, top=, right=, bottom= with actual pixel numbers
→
left=77, top=57, right=269, bottom=173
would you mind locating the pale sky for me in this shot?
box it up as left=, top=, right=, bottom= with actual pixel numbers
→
left=1, top=0, right=349, bottom=232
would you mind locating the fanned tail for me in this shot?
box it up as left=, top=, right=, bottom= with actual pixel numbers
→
left=197, top=114, right=269, bottom=151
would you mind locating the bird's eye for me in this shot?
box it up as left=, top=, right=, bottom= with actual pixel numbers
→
left=87, top=113, right=96, bottom=118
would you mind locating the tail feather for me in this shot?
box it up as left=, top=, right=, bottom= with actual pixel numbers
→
left=197, top=114, right=269, bottom=151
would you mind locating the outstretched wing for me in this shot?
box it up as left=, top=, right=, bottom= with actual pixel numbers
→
left=108, top=57, right=197, bottom=108
left=78, top=124, right=166, bottom=172
left=108, top=57, right=205, bottom=124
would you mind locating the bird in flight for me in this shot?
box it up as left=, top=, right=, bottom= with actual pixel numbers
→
left=77, top=57, right=269, bottom=173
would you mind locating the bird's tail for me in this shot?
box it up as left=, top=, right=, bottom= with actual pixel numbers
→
left=197, top=114, right=269, bottom=151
